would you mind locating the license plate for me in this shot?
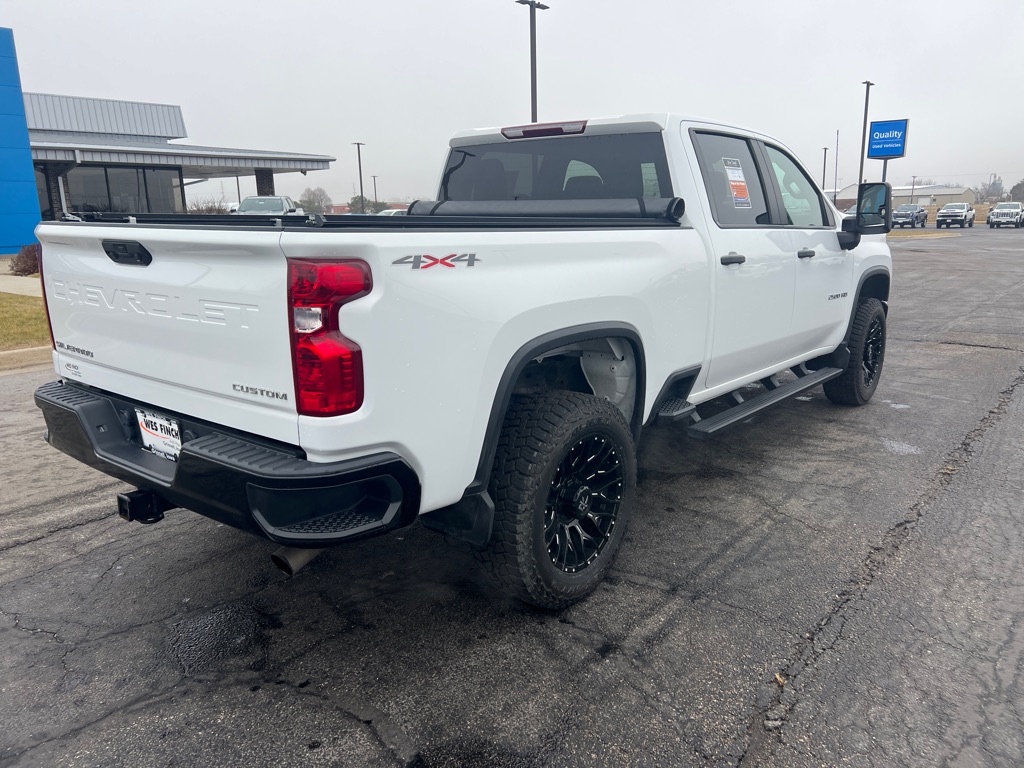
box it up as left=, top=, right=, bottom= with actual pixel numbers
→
left=135, top=408, right=181, bottom=461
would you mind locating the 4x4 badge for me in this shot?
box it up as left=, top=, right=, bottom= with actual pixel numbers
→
left=392, top=253, right=479, bottom=269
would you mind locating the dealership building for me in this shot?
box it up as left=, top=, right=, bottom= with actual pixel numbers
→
left=30, top=92, right=335, bottom=220
left=1, top=25, right=334, bottom=251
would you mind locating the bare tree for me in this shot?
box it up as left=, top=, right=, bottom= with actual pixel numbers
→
left=187, top=196, right=230, bottom=214
left=299, top=187, right=333, bottom=214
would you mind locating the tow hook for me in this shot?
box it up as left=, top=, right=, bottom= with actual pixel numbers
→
left=117, top=489, right=175, bottom=524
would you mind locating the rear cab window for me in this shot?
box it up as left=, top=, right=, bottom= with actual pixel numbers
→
left=691, top=132, right=771, bottom=228
left=439, top=132, right=673, bottom=201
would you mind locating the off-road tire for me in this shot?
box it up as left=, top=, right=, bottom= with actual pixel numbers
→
left=824, top=298, right=887, bottom=406
left=476, top=391, right=636, bottom=609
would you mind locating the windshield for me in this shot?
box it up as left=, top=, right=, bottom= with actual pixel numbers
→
left=238, top=197, right=287, bottom=213
left=896, top=205, right=916, bottom=211
left=440, top=132, right=672, bottom=201
left=942, top=204, right=967, bottom=210
left=995, top=203, right=1019, bottom=209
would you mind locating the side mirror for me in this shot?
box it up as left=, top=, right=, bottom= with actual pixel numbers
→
left=839, top=181, right=892, bottom=250
left=286, top=208, right=297, bottom=214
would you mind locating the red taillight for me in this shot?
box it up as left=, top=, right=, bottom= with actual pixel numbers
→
left=287, top=259, right=372, bottom=416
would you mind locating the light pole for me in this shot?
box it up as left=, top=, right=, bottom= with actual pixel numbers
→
left=857, top=80, right=874, bottom=186
left=371, top=175, right=379, bottom=207
left=833, top=129, right=840, bottom=204
left=353, top=142, right=366, bottom=213
left=821, top=147, right=828, bottom=190
left=516, top=0, right=549, bottom=123
left=910, top=175, right=917, bottom=204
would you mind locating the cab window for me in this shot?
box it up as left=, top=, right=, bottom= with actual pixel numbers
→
left=764, top=145, right=828, bottom=228
left=692, top=132, right=770, bottom=228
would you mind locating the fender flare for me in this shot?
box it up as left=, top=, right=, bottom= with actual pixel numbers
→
left=845, top=267, right=891, bottom=344
left=420, top=322, right=646, bottom=546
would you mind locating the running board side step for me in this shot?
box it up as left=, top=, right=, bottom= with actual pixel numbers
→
left=687, top=367, right=843, bottom=439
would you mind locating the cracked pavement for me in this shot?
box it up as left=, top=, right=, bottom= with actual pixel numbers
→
left=2, top=228, right=1024, bottom=766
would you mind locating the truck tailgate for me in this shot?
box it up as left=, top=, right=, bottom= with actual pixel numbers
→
left=38, top=225, right=299, bottom=444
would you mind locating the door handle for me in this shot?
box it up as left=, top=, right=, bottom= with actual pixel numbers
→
left=797, top=249, right=816, bottom=259
left=720, top=253, right=746, bottom=266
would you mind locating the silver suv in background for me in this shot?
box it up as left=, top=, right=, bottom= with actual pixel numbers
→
left=988, top=202, right=1024, bottom=229
left=233, top=196, right=303, bottom=215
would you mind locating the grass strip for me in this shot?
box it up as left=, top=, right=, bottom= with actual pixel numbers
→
left=0, top=293, right=50, bottom=351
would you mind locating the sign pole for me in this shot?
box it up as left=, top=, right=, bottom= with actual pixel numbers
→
left=882, top=159, right=888, bottom=183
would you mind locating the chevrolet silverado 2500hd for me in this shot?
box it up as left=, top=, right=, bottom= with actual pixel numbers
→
left=988, top=201, right=1023, bottom=228
left=33, top=114, right=893, bottom=609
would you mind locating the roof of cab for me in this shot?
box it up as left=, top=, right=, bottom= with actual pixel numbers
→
left=448, top=113, right=773, bottom=147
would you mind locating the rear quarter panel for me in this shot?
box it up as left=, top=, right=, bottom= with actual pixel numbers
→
left=279, top=226, right=710, bottom=512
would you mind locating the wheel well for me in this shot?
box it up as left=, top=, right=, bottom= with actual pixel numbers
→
left=860, top=272, right=890, bottom=309
left=511, top=336, right=639, bottom=426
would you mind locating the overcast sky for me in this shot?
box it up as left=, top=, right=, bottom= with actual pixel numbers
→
left=6, top=0, right=1024, bottom=204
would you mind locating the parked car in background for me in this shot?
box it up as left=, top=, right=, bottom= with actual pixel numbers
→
left=233, top=196, right=303, bottom=215
left=988, top=202, right=1024, bottom=228
left=936, top=202, right=975, bottom=228
left=377, top=208, right=408, bottom=216
left=892, top=204, right=928, bottom=228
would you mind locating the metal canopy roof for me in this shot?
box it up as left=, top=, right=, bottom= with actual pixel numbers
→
left=26, top=93, right=187, bottom=140
left=30, top=134, right=335, bottom=179
left=26, top=92, right=335, bottom=179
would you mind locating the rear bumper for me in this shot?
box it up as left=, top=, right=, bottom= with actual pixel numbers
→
left=34, top=381, right=421, bottom=546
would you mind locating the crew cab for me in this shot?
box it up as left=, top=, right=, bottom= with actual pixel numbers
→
left=33, top=114, right=892, bottom=609
left=892, top=204, right=928, bottom=228
left=988, top=201, right=1023, bottom=228
left=936, top=202, right=975, bottom=228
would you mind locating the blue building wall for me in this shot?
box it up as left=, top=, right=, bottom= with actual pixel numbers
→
left=0, top=27, right=38, bottom=252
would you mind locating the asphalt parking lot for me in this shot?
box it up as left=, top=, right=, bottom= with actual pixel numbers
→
left=2, top=226, right=1024, bottom=767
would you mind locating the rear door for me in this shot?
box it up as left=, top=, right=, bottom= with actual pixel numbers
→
left=38, top=224, right=299, bottom=443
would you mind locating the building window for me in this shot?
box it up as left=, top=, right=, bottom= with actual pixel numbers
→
left=65, top=165, right=185, bottom=214
left=35, top=165, right=52, bottom=220
left=66, top=167, right=111, bottom=213
left=145, top=168, right=184, bottom=213
left=106, top=167, right=146, bottom=213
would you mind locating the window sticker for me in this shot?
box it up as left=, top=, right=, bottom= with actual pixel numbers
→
left=723, top=158, right=751, bottom=209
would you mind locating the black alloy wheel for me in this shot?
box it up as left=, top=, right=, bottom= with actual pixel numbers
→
left=479, top=390, right=637, bottom=609
left=861, top=312, right=885, bottom=389
left=824, top=298, right=887, bottom=406
left=545, top=433, right=624, bottom=574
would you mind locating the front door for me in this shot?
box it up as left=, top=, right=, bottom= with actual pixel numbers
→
left=762, top=144, right=853, bottom=354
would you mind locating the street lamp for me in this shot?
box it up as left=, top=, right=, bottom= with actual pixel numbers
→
left=857, top=80, right=874, bottom=186
left=515, top=0, right=549, bottom=123
left=821, top=147, right=828, bottom=190
left=371, top=175, right=379, bottom=206
left=910, top=175, right=917, bottom=204
left=353, top=142, right=366, bottom=213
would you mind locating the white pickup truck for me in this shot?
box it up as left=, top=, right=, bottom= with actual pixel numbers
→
left=33, top=114, right=893, bottom=608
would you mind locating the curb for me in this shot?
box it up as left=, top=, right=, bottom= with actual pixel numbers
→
left=0, top=346, right=52, bottom=373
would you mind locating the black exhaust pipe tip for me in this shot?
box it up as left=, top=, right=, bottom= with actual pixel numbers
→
left=270, top=551, right=296, bottom=577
